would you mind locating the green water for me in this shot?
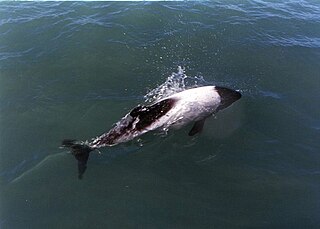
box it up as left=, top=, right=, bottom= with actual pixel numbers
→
left=1, top=1, right=320, bottom=228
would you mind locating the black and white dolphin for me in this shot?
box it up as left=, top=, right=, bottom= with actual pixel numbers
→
left=62, top=86, right=241, bottom=179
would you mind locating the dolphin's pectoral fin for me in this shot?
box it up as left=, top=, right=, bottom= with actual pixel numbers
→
left=188, top=118, right=206, bottom=136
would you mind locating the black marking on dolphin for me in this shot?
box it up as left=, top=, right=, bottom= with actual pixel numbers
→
left=61, top=86, right=241, bottom=179
left=130, top=98, right=177, bottom=131
left=94, top=98, right=176, bottom=146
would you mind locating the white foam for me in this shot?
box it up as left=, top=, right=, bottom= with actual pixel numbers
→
left=144, top=66, right=205, bottom=103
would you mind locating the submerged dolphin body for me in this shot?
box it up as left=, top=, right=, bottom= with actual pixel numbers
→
left=62, top=86, right=241, bottom=179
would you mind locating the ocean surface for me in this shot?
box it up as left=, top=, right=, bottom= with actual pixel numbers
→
left=1, top=1, right=320, bottom=228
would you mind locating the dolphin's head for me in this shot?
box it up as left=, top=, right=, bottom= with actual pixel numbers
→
left=215, top=86, right=242, bottom=111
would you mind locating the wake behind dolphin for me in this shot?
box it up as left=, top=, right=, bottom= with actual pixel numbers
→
left=62, top=70, right=241, bottom=179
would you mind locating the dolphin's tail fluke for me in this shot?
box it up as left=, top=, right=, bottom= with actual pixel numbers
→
left=61, top=139, right=94, bottom=179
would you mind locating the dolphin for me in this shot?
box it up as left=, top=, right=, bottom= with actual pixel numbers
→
left=62, top=86, right=241, bottom=179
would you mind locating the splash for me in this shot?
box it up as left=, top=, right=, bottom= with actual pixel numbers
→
left=144, top=66, right=205, bottom=103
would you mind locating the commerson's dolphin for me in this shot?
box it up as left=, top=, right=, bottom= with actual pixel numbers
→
left=62, top=86, right=241, bottom=179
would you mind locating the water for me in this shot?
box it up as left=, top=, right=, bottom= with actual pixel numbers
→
left=1, top=1, right=320, bottom=228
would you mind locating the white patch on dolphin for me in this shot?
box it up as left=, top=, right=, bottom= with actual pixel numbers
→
left=62, top=85, right=241, bottom=179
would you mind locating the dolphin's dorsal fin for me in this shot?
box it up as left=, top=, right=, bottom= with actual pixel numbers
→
left=188, top=118, right=206, bottom=136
